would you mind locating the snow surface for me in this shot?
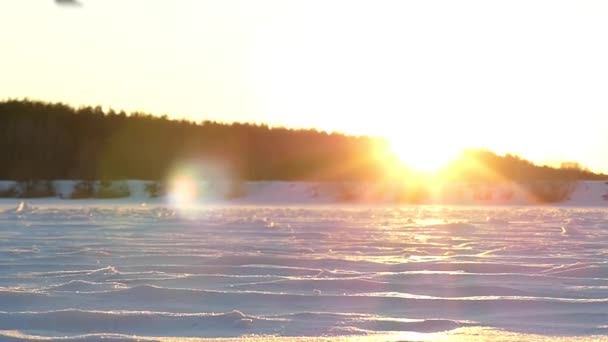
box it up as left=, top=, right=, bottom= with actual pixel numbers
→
left=0, top=199, right=607, bottom=340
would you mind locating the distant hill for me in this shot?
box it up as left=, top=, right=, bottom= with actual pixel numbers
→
left=1, top=99, right=606, bottom=183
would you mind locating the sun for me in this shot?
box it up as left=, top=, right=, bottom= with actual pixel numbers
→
left=387, top=136, right=458, bottom=174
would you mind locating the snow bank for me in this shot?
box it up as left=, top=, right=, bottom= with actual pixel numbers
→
left=0, top=180, right=607, bottom=206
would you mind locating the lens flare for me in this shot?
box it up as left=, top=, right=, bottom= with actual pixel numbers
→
left=167, top=164, right=204, bottom=208
left=166, top=160, right=238, bottom=208
left=169, top=175, right=198, bottom=206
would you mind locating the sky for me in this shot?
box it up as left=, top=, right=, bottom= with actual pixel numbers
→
left=1, top=1, right=608, bottom=172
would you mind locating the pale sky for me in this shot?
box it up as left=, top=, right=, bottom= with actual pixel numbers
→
left=2, top=1, right=608, bottom=172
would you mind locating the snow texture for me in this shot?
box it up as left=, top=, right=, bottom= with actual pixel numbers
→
left=0, top=191, right=607, bottom=340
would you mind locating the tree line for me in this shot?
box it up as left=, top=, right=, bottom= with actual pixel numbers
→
left=0, top=99, right=386, bottom=181
left=0, top=99, right=606, bottom=183
left=442, top=149, right=607, bottom=182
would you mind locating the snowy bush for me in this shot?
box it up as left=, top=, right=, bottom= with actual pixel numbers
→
left=96, top=180, right=131, bottom=198
left=525, top=180, right=577, bottom=203
left=14, top=180, right=56, bottom=198
left=70, top=181, right=95, bottom=199
left=144, top=181, right=166, bottom=198
left=0, top=183, right=18, bottom=197
left=68, top=180, right=131, bottom=199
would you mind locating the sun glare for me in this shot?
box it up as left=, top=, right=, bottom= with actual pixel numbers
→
left=388, top=136, right=458, bottom=174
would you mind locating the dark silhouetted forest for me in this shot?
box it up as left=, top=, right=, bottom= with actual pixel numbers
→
left=441, top=149, right=607, bottom=182
left=0, top=99, right=387, bottom=181
left=1, top=99, right=606, bottom=182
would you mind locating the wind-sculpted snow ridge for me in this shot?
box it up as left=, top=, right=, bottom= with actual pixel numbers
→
left=0, top=204, right=607, bottom=340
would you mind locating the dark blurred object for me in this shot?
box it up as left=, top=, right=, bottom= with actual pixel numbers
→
left=55, top=0, right=82, bottom=6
